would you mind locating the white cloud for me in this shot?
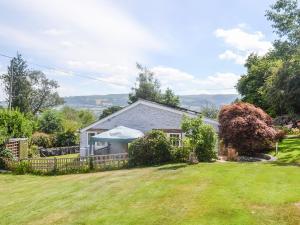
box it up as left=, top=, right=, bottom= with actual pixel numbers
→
left=60, top=64, right=240, bottom=96
left=0, top=1, right=242, bottom=97
left=0, top=24, right=47, bottom=51
left=215, top=26, right=272, bottom=64
left=206, top=72, right=240, bottom=89
left=152, top=66, right=240, bottom=94
left=43, top=69, right=74, bottom=77
left=43, top=28, right=69, bottom=36
left=66, top=60, right=136, bottom=87
left=60, top=41, right=74, bottom=48
left=152, top=66, right=194, bottom=81
left=218, top=50, right=247, bottom=65
left=0, top=0, right=166, bottom=78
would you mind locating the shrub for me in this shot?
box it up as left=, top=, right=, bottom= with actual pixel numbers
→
left=0, top=109, right=32, bottom=166
left=60, top=106, right=96, bottom=129
left=14, top=161, right=32, bottom=174
left=78, top=109, right=96, bottom=127
left=128, top=130, right=172, bottom=166
left=0, top=109, right=33, bottom=144
left=171, top=146, right=190, bottom=163
left=289, top=128, right=300, bottom=135
left=62, top=119, right=80, bottom=133
left=0, top=147, right=13, bottom=159
left=38, top=110, right=63, bottom=134
left=194, top=124, right=217, bottom=162
left=276, top=127, right=300, bottom=136
left=219, top=102, right=278, bottom=156
left=55, top=130, right=79, bottom=147
left=31, top=132, right=54, bottom=148
left=0, top=148, right=13, bottom=169
left=181, top=115, right=217, bottom=162
left=31, top=131, right=78, bottom=148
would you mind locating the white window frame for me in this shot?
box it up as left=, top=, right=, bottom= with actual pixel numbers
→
left=168, top=133, right=182, bottom=147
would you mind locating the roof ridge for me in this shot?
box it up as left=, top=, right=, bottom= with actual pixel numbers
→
left=137, top=98, right=201, bottom=115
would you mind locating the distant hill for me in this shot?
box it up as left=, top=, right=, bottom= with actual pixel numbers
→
left=179, top=94, right=238, bottom=111
left=63, top=94, right=238, bottom=115
left=64, top=94, right=128, bottom=107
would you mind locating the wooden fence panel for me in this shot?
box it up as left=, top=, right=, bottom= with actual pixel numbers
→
left=91, top=153, right=128, bottom=170
left=3, top=153, right=128, bottom=174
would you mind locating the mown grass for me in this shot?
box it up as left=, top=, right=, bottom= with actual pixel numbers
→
left=276, top=137, right=300, bottom=165
left=45, top=153, right=80, bottom=159
left=0, top=139, right=299, bottom=225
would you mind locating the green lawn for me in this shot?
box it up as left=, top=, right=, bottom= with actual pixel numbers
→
left=45, top=153, right=80, bottom=159
left=276, top=137, right=300, bottom=165
left=0, top=139, right=299, bottom=225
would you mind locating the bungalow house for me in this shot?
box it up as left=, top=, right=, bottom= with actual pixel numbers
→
left=80, top=99, right=219, bottom=156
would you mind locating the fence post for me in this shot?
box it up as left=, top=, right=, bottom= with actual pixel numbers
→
left=89, top=156, right=94, bottom=171
left=53, top=158, right=57, bottom=174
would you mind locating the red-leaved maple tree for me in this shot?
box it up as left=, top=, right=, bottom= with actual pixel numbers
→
left=219, top=102, right=278, bottom=156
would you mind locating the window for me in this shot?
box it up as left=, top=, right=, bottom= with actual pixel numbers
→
left=169, top=133, right=181, bottom=147
left=87, top=132, right=96, bottom=146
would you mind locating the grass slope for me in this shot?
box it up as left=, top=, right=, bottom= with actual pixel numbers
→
left=277, top=137, right=300, bottom=165
left=0, top=139, right=299, bottom=225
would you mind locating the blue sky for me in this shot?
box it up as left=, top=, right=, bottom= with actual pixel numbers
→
left=0, top=0, right=276, bottom=100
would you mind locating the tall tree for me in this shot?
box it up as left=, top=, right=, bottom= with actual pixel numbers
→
left=236, top=54, right=283, bottom=115
left=129, top=63, right=180, bottom=107
left=236, top=0, right=300, bottom=116
left=269, top=57, right=300, bottom=114
left=161, top=88, right=180, bottom=107
left=29, top=71, right=63, bottom=114
left=129, top=63, right=162, bottom=104
left=266, top=0, right=300, bottom=47
left=1, top=53, right=63, bottom=114
left=266, top=0, right=300, bottom=114
left=2, top=54, right=31, bottom=112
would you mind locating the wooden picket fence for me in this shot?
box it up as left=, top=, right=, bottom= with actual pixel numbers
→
left=4, top=153, right=128, bottom=174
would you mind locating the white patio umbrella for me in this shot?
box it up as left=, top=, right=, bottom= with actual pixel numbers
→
left=91, top=126, right=144, bottom=143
